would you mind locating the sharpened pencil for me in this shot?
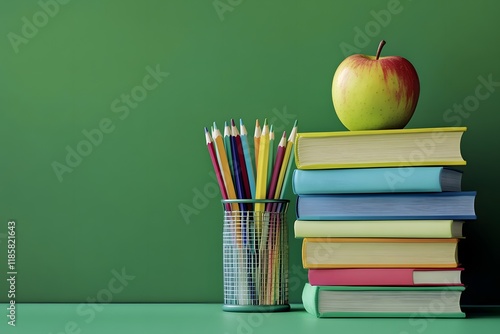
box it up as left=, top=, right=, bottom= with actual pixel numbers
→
left=205, top=127, right=229, bottom=210
left=266, top=131, right=286, bottom=211
left=275, top=120, right=298, bottom=200
left=212, top=122, right=239, bottom=212
left=255, top=119, right=270, bottom=213
left=231, top=119, right=252, bottom=207
left=240, top=119, right=256, bottom=199
left=279, top=121, right=298, bottom=200
left=224, top=121, right=234, bottom=178
left=254, top=119, right=261, bottom=169
left=267, top=124, right=275, bottom=193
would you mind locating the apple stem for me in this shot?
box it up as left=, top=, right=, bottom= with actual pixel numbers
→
left=375, top=40, right=386, bottom=60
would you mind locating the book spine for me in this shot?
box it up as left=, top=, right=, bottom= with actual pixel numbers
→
left=301, top=282, right=320, bottom=317
left=308, top=268, right=414, bottom=286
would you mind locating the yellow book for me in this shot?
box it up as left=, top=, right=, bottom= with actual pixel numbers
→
left=294, top=220, right=464, bottom=239
left=294, top=127, right=466, bottom=169
left=302, top=238, right=459, bottom=269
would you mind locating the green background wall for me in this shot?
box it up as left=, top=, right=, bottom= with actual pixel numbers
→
left=1, top=0, right=499, bottom=305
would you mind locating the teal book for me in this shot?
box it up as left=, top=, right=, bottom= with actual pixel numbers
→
left=302, top=283, right=465, bottom=318
left=292, top=167, right=462, bottom=195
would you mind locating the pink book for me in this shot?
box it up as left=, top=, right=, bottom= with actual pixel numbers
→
left=308, top=268, right=464, bottom=286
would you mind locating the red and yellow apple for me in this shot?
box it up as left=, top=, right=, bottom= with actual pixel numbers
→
left=332, top=40, right=420, bottom=130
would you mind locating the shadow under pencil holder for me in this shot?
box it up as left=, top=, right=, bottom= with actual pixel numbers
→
left=221, top=199, right=290, bottom=312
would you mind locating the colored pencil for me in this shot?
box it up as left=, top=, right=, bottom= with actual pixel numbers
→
left=280, top=143, right=295, bottom=199
left=212, top=122, right=239, bottom=212
left=223, top=121, right=234, bottom=178
left=231, top=120, right=252, bottom=218
left=275, top=120, right=298, bottom=200
left=254, top=119, right=261, bottom=168
left=266, top=131, right=286, bottom=211
left=239, top=119, right=256, bottom=199
left=254, top=119, right=270, bottom=213
left=255, top=119, right=270, bottom=298
left=231, top=120, right=251, bottom=200
left=213, top=122, right=242, bottom=253
left=230, top=125, right=246, bottom=206
left=204, top=127, right=229, bottom=209
left=264, top=132, right=285, bottom=301
left=267, top=124, right=275, bottom=192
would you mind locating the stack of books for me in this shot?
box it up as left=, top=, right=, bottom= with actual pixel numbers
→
left=291, top=127, right=477, bottom=318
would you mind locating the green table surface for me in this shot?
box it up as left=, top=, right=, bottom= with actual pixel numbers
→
left=1, top=304, right=499, bottom=334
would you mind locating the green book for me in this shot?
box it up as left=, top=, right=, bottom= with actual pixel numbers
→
left=302, top=283, right=465, bottom=318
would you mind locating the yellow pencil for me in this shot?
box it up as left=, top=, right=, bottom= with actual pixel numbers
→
left=267, top=124, right=275, bottom=191
left=274, top=120, right=298, bottom=199
left=255, top=119, right=270, bottom=213
left=254, top=119, right=261, bottom=170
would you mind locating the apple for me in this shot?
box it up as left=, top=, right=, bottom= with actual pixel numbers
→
left=332, top=40, right=420, bottom=130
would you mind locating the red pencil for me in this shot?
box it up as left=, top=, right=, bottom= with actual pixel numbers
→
left=205, top=127, right=229, bottom=210
left=231, top=119, right=252, bottom=201
left=266, top=131, right=287, bottom=211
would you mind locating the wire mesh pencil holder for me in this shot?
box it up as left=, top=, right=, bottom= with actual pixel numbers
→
left=221, top=199, right=290, bottom=312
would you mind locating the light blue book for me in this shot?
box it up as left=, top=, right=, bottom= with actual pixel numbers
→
left=292, top=167, right=462, bottom=195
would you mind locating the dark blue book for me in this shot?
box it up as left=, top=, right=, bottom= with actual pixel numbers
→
left=296, top=191, right=477, bottom=220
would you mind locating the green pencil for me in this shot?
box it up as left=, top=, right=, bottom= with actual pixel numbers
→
left=280, top=120, right=298, bottom=200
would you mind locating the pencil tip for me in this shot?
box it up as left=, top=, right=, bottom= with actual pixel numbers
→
left=213, top=122, right=218, bottom=130
left=263, top=118, right=268, bottom=126
left=231, top=119, right=236, bottom=127
left=293, top=119, right=298, bottom=127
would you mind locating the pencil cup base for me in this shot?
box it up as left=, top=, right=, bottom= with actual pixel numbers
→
left=222, top=304, right=290, bottom=313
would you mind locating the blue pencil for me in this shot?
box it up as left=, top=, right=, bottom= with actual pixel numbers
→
left=223, top=121, right=234, bottom=181
left=229, top=125, right=243, bottom=198
left=239, top=119, right=256, bottom=199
